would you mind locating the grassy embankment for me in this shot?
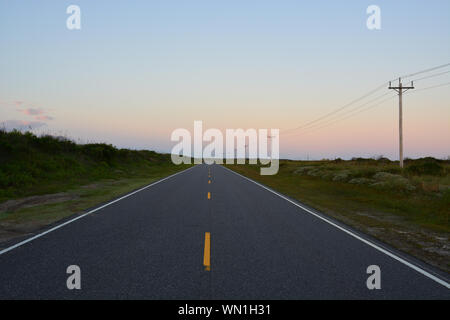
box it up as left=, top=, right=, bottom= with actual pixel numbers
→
left=227, top=157, right=450, bottom=272
left=0, top=130, right=190, bottom=244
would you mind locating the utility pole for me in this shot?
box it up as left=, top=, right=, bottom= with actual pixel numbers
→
left=389, top=78, right=414, bottom=168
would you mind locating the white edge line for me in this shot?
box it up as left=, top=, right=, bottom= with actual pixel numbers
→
left=0, top=165, right=196, bottom=256
left=222, top=165, right=450, bottom=289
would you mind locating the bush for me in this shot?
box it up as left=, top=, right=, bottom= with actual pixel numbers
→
left=293, top=166, right=315, bottom=175
left=349, top=178, right=376, bottom=185
left=371, top=172, right=416, bottom=191
left=0, top=130, right=171, bottom=201
left=370, top=180, right=416, bottom=191
left=405, top=158, right=445, bottom=176
left=332, top=171, right=351, bottom=182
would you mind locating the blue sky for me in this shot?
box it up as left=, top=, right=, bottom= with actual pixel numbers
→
left=1, top=1, right=449, bottom=159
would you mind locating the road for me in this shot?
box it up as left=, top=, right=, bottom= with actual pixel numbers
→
left=0, top=164, right=448, bottom=299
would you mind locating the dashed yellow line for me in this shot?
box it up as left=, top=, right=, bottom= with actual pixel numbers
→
left=204, top=232, right=211, bottom=271
left=205, top=168, right=211, bottom=271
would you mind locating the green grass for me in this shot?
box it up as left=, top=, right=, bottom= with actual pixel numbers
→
left=227, top=158, right=450, bottom=272
left=0, top=130, right=190, bottom=241
left=0, top=177, right=183, bottom=224
left=0, top=129, right=187, bottom=202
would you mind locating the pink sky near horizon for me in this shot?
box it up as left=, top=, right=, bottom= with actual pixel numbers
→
left=1, top=80, right=449, bottom=160
left=1, top=1, right=449, bottom=160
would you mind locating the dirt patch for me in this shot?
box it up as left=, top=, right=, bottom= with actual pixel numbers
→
left=0, top=220, right=54, bottom=246
left=0, top=228, right=29, bottom=245
left=79, top=180, right=122, bottom=190
left=345, top=211, right=450, bottom=272
left=309, top=205, right=450, bottom=272
left=0, top=193, right=79, bottom=214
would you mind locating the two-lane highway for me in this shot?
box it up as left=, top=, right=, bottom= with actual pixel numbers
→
left=0, top=164, right=448, bottom=299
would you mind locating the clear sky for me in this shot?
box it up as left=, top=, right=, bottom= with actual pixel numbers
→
left=1, top=0, right=449, bottom=159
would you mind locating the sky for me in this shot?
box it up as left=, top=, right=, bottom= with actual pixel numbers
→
left=1, top=0, right=449, bottom=160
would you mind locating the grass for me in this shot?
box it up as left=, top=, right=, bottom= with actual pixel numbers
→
left=1, top=130, right=448, bottom=271
left=227, top=158, right=450, bottom=272
left=0, top=129, right=188, bottom=202
left=0, top=130, right=190, bottom=243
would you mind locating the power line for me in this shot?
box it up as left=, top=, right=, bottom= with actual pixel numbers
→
left=291, top=94, right=397, bottom=137
left=280, top=62, right=450, bottom=136
left=288, top=79, right=450, bottom=138
left=280, top=82, right=387, bottom=135
left=396, top=62, right=450, bottom=80
left=390, top=78, right=450, bottom=167
left=283, top=91, right=392, bottom=136
left=411, top=70, right=450, bottom=82
left=408, top=81, right=450, bottom=93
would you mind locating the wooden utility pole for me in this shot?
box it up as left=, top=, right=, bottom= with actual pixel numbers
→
left=389, top=78, right=414, bottom=168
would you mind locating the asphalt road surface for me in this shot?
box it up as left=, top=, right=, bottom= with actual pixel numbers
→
left=0, top=164, right=449, bottom=299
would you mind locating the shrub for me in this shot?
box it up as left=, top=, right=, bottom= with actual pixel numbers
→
left=370, top=180, right=416, bottom=191
left=0, top=130, right=170, bottom=201
left=371, top=172, right=416, bottom=191
left=349, top=178, right=376, bottom=185
left=405, top=158, right=445, bottom=176
left=332, top=171, right=351, bottom=182
left=293, top=166, right=315, bottom=175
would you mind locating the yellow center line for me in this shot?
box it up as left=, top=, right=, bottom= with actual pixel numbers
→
left=207, top=192, right=211, bottom=199
left=204, top=232, right=211, bottom=271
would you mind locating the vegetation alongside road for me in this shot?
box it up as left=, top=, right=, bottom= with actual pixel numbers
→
left=1, top=129, right=448, bottom=272
left=227, top=158, right=450, bottom=272
left=0, top=130, right=190, bottom=245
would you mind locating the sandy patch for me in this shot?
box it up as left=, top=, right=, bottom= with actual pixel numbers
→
left=0, top=193, right=79, bottom=214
